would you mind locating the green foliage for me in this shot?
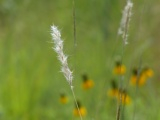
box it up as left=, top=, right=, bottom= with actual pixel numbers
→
left=0, top=0, right=159, bottom=119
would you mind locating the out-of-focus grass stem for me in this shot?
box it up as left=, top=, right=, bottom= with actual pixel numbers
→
left=116, top=1, right=133, bottom=120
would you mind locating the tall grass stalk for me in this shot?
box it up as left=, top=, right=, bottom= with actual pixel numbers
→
left=72, top=0, right=78, bottom=81
left=72, top=0, right=77, bottom=48
left=51, top=25, right=83, bottom=120
left=116, top=0, right=133, bottom=120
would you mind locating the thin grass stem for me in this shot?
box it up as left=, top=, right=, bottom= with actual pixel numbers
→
left=72, top=0, right=77, bottom=48
left=116, top=1, right=133, bottom=119
left=71, top=86, right=83, bottom=120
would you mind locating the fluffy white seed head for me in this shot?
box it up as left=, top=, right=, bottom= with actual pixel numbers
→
left=51, top=26, right=61, bottom=41
left=118, top=0, right=133, bottom=45
left=51, top=25, right=73, bottom=85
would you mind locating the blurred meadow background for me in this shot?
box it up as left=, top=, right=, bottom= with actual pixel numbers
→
left=0, top=0, right=160, bottom=120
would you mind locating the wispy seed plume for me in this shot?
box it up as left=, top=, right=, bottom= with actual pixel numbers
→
left=51, top=25, right=73, bottom=86
left=118, top=0, right=133, bottom=45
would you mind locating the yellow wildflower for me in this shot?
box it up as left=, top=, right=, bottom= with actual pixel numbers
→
left=108, top=80, right=132, bottom=105
left=59, top=93, right=68, bottom=104
left=130, top=68, right=151, bottom=86
left=120, top=94, right=131, bottom=105
left=107, top=80, right=119, bottom=97
left=130, top=75, right=147, bottom=86
left=142, top=67, right=154, bottom=78
left=73, top=101, right=87, bottom=117
left=82, top=74, right=94, bottom=90
left=117, top=90, right=131, bottom=105
left=113, top=61, right=126, bottom=75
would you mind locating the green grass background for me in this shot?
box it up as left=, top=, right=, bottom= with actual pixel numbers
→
left=0, top=0, right=160, bottom=119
